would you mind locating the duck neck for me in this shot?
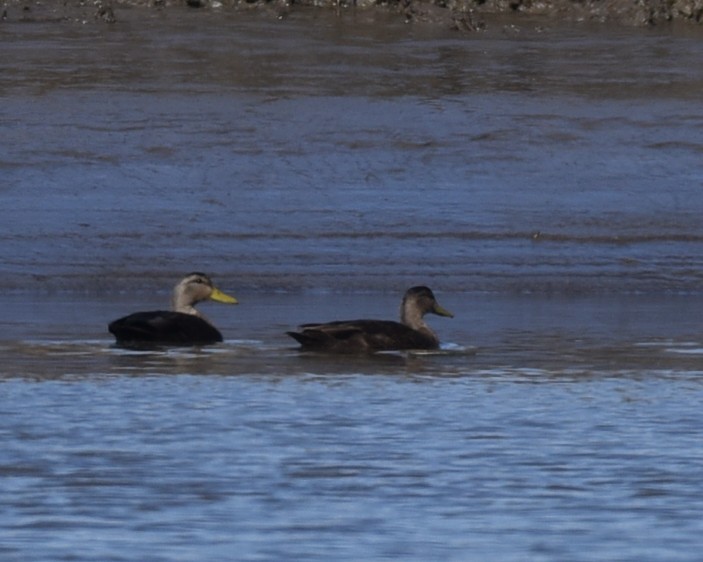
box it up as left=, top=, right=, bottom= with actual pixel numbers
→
left=172, top=292, right=201, bottom=317
left=400, top=298, right=440, bottom=346
left=401, top=303, right=437, bottom=340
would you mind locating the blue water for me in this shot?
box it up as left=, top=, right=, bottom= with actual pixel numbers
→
left=4, top=369, right=703, bottom=562
left=3, top=292, right=703, bottom=561
left=2, top=8, right=703, bottom=561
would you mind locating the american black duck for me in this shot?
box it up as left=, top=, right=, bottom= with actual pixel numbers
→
left=287, top=286, right=453, bottom=353
left=108, top=272, right=237, bottom=347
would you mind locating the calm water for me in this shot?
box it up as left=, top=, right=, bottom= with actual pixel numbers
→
left=2, top=8, right=703, bottom=561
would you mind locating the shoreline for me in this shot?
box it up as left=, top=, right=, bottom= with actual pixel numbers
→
left=2, top=0, right=702, bottom=28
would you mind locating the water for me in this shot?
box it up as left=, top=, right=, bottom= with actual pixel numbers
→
left=4, top=368, right=703, bottom=561
left=3, top=10, right=703, bottom=293
left=2, top=8, right=703, bottom=561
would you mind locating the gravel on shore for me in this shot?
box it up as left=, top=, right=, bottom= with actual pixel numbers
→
left=2, top=0, right=702, bottom=28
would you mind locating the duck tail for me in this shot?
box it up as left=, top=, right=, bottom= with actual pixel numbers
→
left=286, top=330, right=330, bottom=348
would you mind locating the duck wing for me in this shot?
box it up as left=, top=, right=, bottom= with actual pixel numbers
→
left=108, top=310, right=223, bottom=346
left=287, top=320, right=437, bottom=352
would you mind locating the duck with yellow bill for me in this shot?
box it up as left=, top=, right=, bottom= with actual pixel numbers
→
left=108, top=272, right=237, bottom=347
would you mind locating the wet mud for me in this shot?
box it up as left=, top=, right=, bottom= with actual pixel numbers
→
left=3, top=3, right=703, bottom=296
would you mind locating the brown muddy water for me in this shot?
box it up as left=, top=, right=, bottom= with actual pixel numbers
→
left=2, top=8, right=703, bottom=561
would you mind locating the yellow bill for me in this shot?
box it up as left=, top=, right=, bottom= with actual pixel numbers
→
left=210, top=287, right=238, bottom=305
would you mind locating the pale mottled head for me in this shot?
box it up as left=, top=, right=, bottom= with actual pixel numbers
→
left=172, top=272, right=238, bottom=313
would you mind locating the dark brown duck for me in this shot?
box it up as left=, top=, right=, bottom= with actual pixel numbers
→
left=287, top=286, right=453, bottom=353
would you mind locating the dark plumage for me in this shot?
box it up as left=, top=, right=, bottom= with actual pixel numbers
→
left=287, top=286, right=453, bottom=353
left=108, top=272, right=237, bottom=347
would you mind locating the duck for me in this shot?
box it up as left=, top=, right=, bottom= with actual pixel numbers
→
left=108, top=272, right=237, bottom=347
left=286, top=286, right=453, bottom=353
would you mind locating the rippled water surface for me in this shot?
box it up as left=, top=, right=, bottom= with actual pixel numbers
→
left=2, top=8, right=703, bottom=561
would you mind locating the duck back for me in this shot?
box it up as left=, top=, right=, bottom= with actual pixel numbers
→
left=287, top=319, right=439, bottom=353
left=109, top=310, right=223, bottom=346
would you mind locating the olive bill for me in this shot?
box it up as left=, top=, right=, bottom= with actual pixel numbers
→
left=433, top=303, right=454, bottom=318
